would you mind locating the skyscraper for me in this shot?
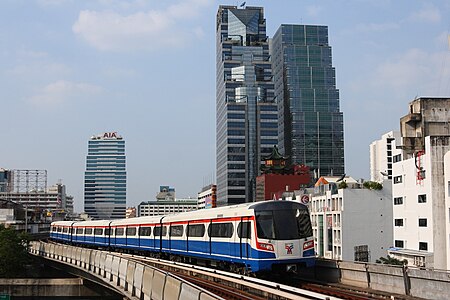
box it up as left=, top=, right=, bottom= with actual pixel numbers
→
left=272, top=25, right=344, bottom=177
left=216, top=6, right=278, bottom=205
left=84, top=132, right=126, bottom=219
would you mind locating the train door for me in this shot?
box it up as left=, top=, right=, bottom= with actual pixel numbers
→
left=238, top=217, right=251, bottom=260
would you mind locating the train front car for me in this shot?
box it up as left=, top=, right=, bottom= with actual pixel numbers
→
left=250, top=201, right=315, bottom=273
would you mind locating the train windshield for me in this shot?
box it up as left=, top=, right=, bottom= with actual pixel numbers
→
left=256, top=209, right=312, bottom=240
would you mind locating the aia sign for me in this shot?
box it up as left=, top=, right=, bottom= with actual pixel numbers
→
left=103, top=132, right=118, bottom=139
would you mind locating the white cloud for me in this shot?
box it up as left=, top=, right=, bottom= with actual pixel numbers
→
left=306, top=5, right=322, bottom=17
left=369, top=48, right=450, bottom=96
left=408, top=5, right=441, bottom=23
left=72, top=0, right=212, bottom=52
left=7, top=62, right=70, bottom=77
left=30, top=80, right=103, bottom=106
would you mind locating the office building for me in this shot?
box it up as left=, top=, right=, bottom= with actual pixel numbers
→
left=84, top=132, right=126, bottom=219
left=310, top=176, right=393, bottom=263
left=272, top=24, right=344, bottom=177
left=138, top=198, right=198, bottom=217
left=390, top=97, right=450, bottom=269
left=216, top=5, right=278, bottom=205
left=197, top=184, right=217, bottom=209
left=370, top=131, right=401, bottom=182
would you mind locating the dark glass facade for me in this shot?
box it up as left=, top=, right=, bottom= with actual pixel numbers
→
left=84, top=132, right=126, bottom=219
left=272, top=24, right=344, bottom=177
left=216, top=6, right=277, bottom=206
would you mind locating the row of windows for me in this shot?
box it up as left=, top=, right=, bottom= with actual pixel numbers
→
left=393, top=195, right=427, bottom=204
left=394, top=240, right=428, bottom=251
left=53, top=222, right=252, bottom=239
left=394, top=218, right=427, bottom=227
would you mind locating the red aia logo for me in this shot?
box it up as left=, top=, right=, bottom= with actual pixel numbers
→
left=285, top=243, right=294, bottom=254
left=103, top=132, right=117, bottom=138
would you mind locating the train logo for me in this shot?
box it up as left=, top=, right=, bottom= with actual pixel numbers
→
left=285, top=243, right=294, bottom=254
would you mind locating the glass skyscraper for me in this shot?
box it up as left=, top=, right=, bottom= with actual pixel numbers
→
left=216, top=6, right=278, bottom=205
left=84, top=132, right=126, bottom=219
left=272, top=25, right=344, bottom=177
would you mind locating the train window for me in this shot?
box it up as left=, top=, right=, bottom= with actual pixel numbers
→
left=154, top=226, right=167, bottom=236
left=187, top=224, right=205, bottom=237
left=63, top=227, right=68, bottom=233
left=139, top=227, right=151, bottom=236
left=237, top=222, right=251, bottom=239
left=208, top=223, right=233, bottom=238
left=255, top=212, right=275, bottom=239
left=256, top=209, right=313, bottom=240
left=94, top=228, right=103, bottom=235
left=170, top=225, right=183, bottom=237
left=57, top=227, right=62, bottom=232
left=104, top=228, right=111, bottom=235
left=126, top=227, right=137, bottom=236
left=76, top=228, right=84, bottom=235
left=115, top=228, right=124, bottom=236
left=85, top=228, right=93, bottom=235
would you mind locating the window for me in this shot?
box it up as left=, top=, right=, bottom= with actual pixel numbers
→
left=237, top=222, right=252, bottom=239
left=418, top=194, right=427, bottom=203
left=170, top=225, right=184, bottom=237
left=393, top=176, right=402, bottom=184
left=94, top=228, right=103, bottom=235
left=104, top=228, right=111, bottom=235
left=208, top=222, right=234, bottom=238
left=394, top=219, right=404, bottom=227
left=139, top=227, right=151, bottom=236
left=85, top=228, right=93, bottom=235
left=395, top=240, right=404, bottom=248
left=393, top=154, right=402, bottom=163
left=394, top=197, right=403, bottom=205
left=115, top=228, right=124, bottom=236
left=57, top=227, right=62, bottom=232
left=63, top=227, right=68, bottom=233
left=126, top=227, right=137, bottom=236
left=419, top=242, right=428, bottom=251
left=418, top=218, right=427, bottom=227
left=187, top=224, right=205, bottom=237
left=76, top=228, right=83, bottom=234
left=154, top=226, right=167, bottom=236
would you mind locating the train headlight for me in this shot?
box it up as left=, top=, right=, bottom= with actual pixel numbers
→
left=303, top=240, right=314, bottom=250
left=258, top=242, right=274, bottom=252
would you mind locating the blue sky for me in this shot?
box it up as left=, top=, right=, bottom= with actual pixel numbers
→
left=1, top=0, right=449, bottom=212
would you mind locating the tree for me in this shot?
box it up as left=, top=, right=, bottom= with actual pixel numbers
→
left=376, top=255, right=407, bottom=266
left=0, top=225, right=30, bottom=277
left=338, top=181, right=348, bottom=189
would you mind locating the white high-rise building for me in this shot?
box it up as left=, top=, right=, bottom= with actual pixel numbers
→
left=389, top=97, right=450, bottom=270
left=370, top=131, right=401, bottom=182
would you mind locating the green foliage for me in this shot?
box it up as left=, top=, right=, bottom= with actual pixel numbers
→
left=0, top=225, right=30, bottom=277
left=363, top=181, right=383, bottom=190
left=376, top=255, right=407, bottom=266
left=338, top=181, right=348, bottom=189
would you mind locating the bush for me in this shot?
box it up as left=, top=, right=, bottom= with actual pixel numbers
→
left=338, top=181, right=348, bottom=189
left=376, top=255, right=407, bottom=266
left=363, top=181, right=383, bottom=190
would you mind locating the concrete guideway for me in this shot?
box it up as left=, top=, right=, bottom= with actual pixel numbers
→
left=28, top=241, right=224, bottom=300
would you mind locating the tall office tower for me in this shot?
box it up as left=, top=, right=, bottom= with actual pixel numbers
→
left=272, top=25, right=344, bottom=177
left=216, top=6, right=277, bottom=205
left=84, top=132, right=126, bottom=219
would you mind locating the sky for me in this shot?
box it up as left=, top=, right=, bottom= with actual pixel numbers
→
left=1, top=0, right=450, bottom=213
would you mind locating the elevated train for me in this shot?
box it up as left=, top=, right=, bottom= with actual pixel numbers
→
left=51, top=200, right=315, bottom=273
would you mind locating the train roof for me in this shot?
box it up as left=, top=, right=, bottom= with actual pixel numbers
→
left=51, top=221, right=76, bottom=226
left=72, top=220, right=112, bottom=227
left=110, top=215, right=163, bottom=226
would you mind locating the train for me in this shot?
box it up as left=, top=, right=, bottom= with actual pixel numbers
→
left=50, top=200, right=315, bottom=274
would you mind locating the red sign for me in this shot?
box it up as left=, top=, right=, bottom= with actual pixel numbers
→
left=103, top=132, right=117, bottom=139
left=300, top=194, right=309, bottom=204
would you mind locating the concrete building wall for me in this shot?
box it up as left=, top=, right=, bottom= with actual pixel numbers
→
left=370, top=131, right=400, bottom=182
left=311, top=183, right=393, bottom=263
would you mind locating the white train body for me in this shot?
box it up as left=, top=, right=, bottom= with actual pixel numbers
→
left=51, top=200, right=315, bottom=272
